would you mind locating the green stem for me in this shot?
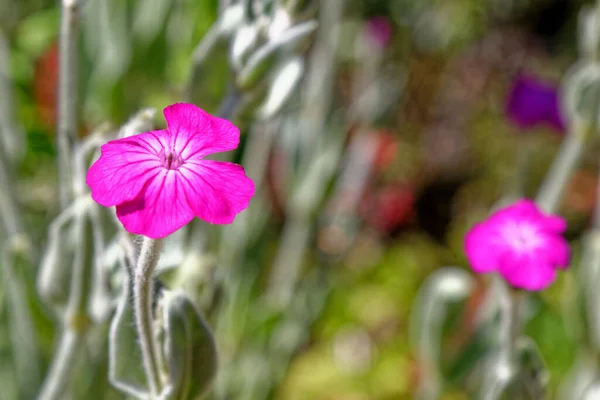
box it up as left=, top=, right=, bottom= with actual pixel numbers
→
left=57, top=0, right=80, bottom=209
left=134, top=237, right=164, bottom=397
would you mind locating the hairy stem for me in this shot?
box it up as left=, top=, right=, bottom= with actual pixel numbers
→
left=57, top=0, right=80, bottom=209
left=134, top=237, right=164, bottom=397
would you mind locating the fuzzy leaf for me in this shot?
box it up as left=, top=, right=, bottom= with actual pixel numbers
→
left=160, top=291, right=217, bottom=400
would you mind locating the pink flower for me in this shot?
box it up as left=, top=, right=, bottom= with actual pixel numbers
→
left=86, top=103, right=255, bottom=239
left=464, top=199, right=569, bottom=291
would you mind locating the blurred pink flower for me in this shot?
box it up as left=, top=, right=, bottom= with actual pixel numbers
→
left=365, top=16, right=393, bottom=49
left=87, top=103, right=255, bottom=239
left=464, top=199, right=569, bottom=291
left=505, top=74, right=566, bottom=133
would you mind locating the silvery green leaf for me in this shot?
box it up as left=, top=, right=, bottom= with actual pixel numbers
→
left=220, top=3, right=245, bottom=35
left=132, top=0, right=174, bottom=43
left=257, top=56, right=304, bottom=119
left=159, top=291, right=217, bottom=400
left=236, top=20, right=317, bottom=90
left=230, top=23, right=261, bottom=72
left=82, top=0, right=131, bottom=82
left=119, top=108, right=157, bottom=139
left=108, top=256, right=150, bottom=399
left=558, top=353, right=599, bottom=400
left=267, top=8, right=292, bottom=40
left=562, top=62, right=600, bottom=125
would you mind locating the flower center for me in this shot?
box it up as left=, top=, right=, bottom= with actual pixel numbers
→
left=500, top=221, right=543, bottom=252
left=159, top=149, right=183, bottom=170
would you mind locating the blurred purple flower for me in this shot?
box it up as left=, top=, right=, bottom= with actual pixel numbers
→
left=505, top=74, right=566, bottom=133
left=365, top=16, right=393, bottom=49
left=464, top=199, right=570, bottom=291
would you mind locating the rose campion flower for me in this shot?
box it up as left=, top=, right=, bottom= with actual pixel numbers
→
left=505, top=74, right=566, bottom=134
left=86, top=103, right=255, bottom=239
left=464, top=199, right=570, bottom=291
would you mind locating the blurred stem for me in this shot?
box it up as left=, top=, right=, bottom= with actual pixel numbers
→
left=578, top=161, right=600, bottom=355
left=0, top=153, right=22, bottom=239
left=535, top=118, right=593, bottom=214
left=480, top=281, right=523, bottom=400
left=37, top=331, right=83, bottom=400
left=38, top=212, right=95, bottom=400
left=0, top=58, right=24, bottom=240
left=0, top=29, right=24, bottom=163
left=267, top=216, right=311, bottom=307
left=298, top=0, right=342, bottom=162
left=134, top=237, right=165, bottom=398
left=57, top=0, right=80, bottom=210
left=500, top=287, right=523, bottom=366
left=1, top=244, right=41, bottom=399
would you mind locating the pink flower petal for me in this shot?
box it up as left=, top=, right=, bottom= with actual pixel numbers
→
left=538, top=215, right=567, bottom=233
left=163, top=103, right=240, bottom=159
left=86, top=131, right=168, bottom=207
left=498, top=251, right=557, bottom=291
left=464, top=223, right=503, bottom=273
left=116, top=170, right=195, bottom=239
left=483, top=199, right=537, bottom=227
left=179, top=160, right=254, bottom=224
left=543, top=235, right=570, bottom=268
